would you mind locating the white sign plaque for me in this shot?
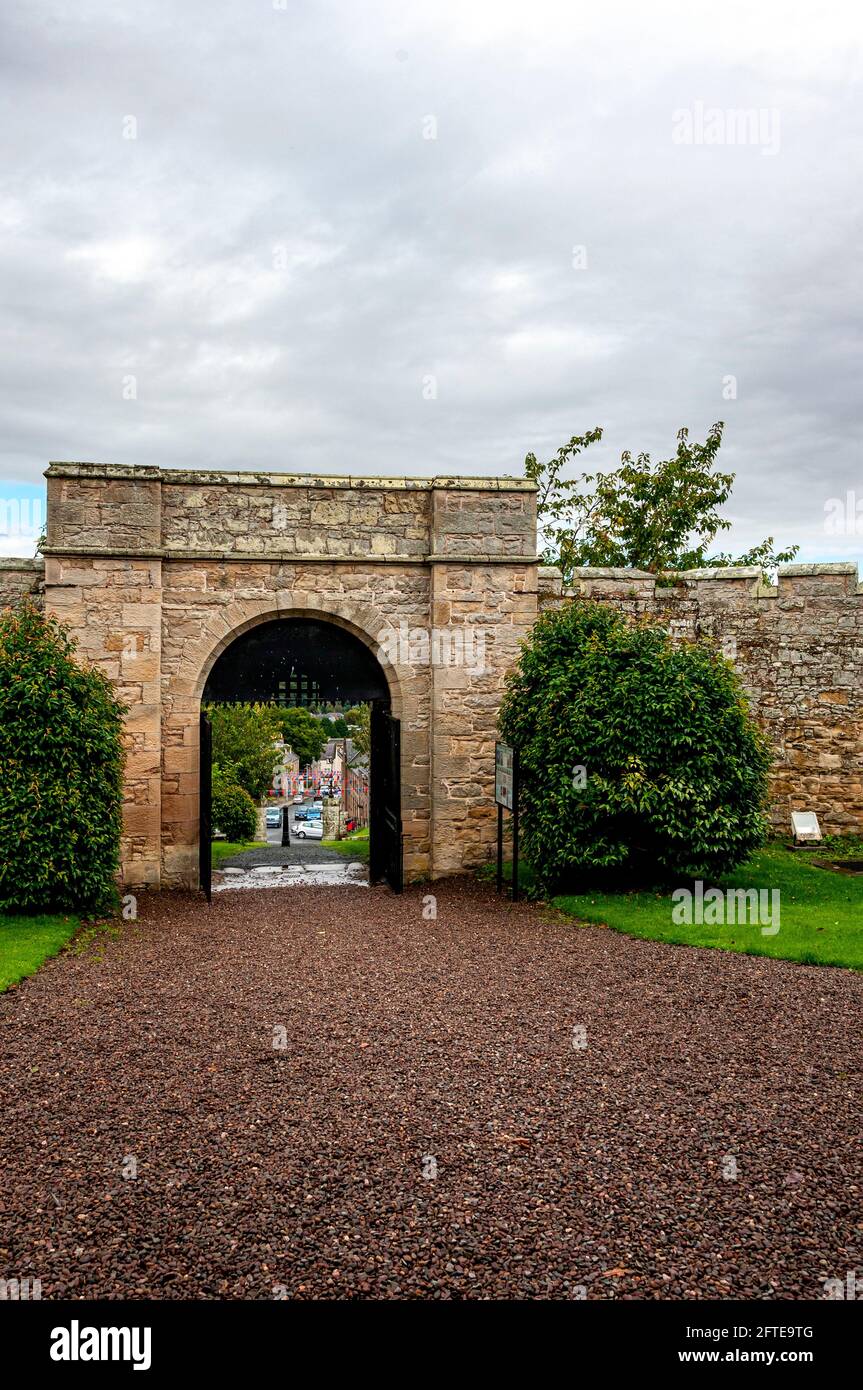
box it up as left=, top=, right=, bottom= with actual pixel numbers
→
left=495, top=742, right=515, bottom=810
left=791, top=811, right=821, bottom=843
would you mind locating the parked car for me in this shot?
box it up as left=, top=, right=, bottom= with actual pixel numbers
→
left=294, top=808, right=308, bottom=821
left=313, top=798, right=324, bottom=809
left=265, top=807, right=282, bottom=828
left=293, top=794, right=304, bottom=804
left=292, top=821, right=323, bottom=839
left=307, top=808, right=322, bottom=821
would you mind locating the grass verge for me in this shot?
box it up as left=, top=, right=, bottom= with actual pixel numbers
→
left=212, top=840, right=266, bottom=868
left=322, top=827, right=370, bottom=863
left=0, top=914, right=81, bottom=991
left=553, top=844, right=863, bottom=970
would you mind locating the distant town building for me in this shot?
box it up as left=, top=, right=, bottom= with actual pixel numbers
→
left=272, top=741, right=300, bottom=798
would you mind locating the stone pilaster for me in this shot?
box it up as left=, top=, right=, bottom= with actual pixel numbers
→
left=428, top=483, right=538, bottom=876
left=43, top=466, right=163, bottom=890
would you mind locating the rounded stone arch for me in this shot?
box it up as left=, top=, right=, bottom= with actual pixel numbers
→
left=161, top=592, right=427, bottom=890
left=175, top=594, right=408, bottom=718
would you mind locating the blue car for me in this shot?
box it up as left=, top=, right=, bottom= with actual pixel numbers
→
left=294, top=808, right=308, bottom=821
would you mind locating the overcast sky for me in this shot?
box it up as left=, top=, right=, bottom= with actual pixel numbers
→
left=1, top=0, right=861, bottom=561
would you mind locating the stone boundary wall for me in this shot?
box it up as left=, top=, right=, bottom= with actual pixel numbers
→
left=538, top=563, right=863, bottom=836
left=0, top=558, right=44, bottom=608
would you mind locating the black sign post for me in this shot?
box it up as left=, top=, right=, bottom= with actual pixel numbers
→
left=496, top=801, right=504, bottom=894
left=512, top=777, right=519, bottom=903
left=494, top=741, right=520, bottom=902
left=199, top=710, right=212, bottom=904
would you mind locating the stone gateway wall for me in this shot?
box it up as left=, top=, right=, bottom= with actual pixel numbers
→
left=37, top=462, right=538, bottom=891
left=2, top=463, right=861, bottom=893
left=538, top=564, right=863, bottom=838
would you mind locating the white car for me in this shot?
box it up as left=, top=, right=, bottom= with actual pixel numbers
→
left=292, top=820, right=323, bottom=839
left=313, top=798, right=324, bottom=809
left=293, top=794, right=304, bottom=804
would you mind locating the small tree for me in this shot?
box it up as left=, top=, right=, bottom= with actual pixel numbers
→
left=276, top=705, right=328, bottom=766
left=207, top=702, right=282, bottom=802
left=212, top=782, right=258, bottom=842
left=0, top=603, right=125, bottom=913
left=499, top=601, right=771, bottom=894
left=526, top=422, right=798, bottom=580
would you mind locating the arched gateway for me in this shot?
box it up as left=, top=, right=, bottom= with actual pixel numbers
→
left=42, top=463, right=539, bottom=891
left=199, top=616, right=401, bottom=897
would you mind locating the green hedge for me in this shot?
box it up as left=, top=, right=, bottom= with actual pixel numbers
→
left=0, top=603, right=125, bottom=913
left=499, top=601, right=771, bottom=894
left=212, top=783, right=258, bottom=842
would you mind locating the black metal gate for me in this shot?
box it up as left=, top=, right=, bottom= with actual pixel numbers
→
left=199, top=710, right=212, bottom=903
left=369, top=703, right=403, bottom=893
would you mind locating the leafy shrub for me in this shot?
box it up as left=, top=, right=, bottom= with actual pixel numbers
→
left=499, top=601, right=771, bottom=894
left=206, top=702, right=282, bottom=801
left=0, top=603, right=125, bottom=913
left=212, top=782, right=258, bottom=842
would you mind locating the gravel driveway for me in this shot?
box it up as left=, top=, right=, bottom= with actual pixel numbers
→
left=1, top=878, right=860, bottom=1300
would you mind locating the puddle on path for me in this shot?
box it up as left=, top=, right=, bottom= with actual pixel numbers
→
left=213, top=861, right=368, bottom=891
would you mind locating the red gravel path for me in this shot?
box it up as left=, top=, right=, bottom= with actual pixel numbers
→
left=1, top=879, right=860, bottom=1300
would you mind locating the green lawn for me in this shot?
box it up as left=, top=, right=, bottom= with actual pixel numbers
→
left=322, top=827, right=370, bottom=863
left=211, top=840, right=265, bottom=867
left=0, top=914, right=81, bottom=991
left=553, top=845, right=863, bottom=970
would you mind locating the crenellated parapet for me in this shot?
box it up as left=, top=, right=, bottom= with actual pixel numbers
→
left=539, top=561, right=863, bottom=605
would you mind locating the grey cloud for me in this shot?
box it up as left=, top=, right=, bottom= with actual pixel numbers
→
left=0, top=0, right=860, bottom=564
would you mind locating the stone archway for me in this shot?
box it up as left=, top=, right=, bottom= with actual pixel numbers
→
left=184, top=598, right=408, bottom=715
left=41, top=461, right=539, bottom=891
left=166, top=600, right=411, bottom=890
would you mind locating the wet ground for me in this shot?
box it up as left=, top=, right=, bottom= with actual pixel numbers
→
left=218, top=833, right=347, bottom=869
left=214, top=860, right=367, bottom=890
left=216, top=801, right=364, bottom=881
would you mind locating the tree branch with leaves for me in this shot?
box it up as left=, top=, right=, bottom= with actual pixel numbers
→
left=527, top=421, right=797, bottom=581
